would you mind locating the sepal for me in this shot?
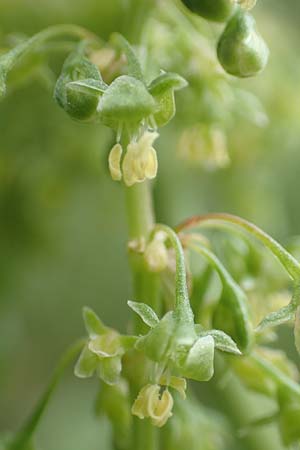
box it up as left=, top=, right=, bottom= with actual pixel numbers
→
left=128, top=300, right=160, bottom=328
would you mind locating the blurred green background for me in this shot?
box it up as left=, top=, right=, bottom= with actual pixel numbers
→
left=1, top=0, right=300, bottom=449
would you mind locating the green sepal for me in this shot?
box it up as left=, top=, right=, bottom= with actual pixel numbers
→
left=74, top=344, right=98, bottom=378
left=136, top=311, right=175, bottom=362
left=127, top=300, right=160, bottom=328
left=98, top=75, right=156, bottom=129
left=54, top=43, right=103, bottom=121
left=88, top=333, right=121, bottom=357
left=149, top=73, right=187, bottom=128
left=197, top=327, right=242, bottom=355
left=110, top=33, right=144, bottom=82
left=256, top=303, right=296, bottom=333
left=83, top=306, right=106, bottom=338
left=148, top=72, right=187, bottom=97
left=153, top=89, right=176, bottom=127
left=97, top=356, right=122, bottom=385
left=217, top=10, right=269, bottom=78
left=176, top=335, right=215, bottom=382
left=67, top=77, right=107, bottom=95
left=181, top=0, right=236, bottom=22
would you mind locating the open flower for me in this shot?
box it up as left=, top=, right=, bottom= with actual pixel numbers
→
left=122, top=131, right=158, bottom=186
left=75, top=307, right=135, bottom=385
left=64, top=34, right=187, bottom=186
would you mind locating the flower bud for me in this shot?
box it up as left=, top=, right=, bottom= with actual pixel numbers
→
left=55, top=46, right=103, bottom=121
left=132, top=384, right=174, bottom=427
left=98, top=75, right=156, bottom=130
left=181, top=0, right=236, bottom=23
left=217, top=10, right=269, bottom=78
left=144, top=234, right=168, bottom=272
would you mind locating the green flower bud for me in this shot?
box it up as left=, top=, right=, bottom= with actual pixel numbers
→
left=217, top=10, right=269, bottom=78
left=54, top=44, right=103, bottom=121
left=74, top=307, right=136, bottom=385
left=181, top=0, right=236, bottom=23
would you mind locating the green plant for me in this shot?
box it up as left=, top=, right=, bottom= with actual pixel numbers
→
left=1, top=1, right=300, bottom=450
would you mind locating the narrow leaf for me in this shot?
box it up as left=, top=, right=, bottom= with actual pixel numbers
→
left=256, top=303, right=297, bottom=333
left=127, top=300, right=159, bottom=328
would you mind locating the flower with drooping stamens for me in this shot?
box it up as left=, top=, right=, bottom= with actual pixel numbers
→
left=122, top=131, right=159, bottom=186
left=131, top=384, right=174, bottom=427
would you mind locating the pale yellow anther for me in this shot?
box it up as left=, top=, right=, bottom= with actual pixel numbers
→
left=123, top=131, right=159, bottom=186
left=131, top=384, right=174, bottom=428
left=108, top=143, right=123, bottom=181
left=159, top=375, right=187, bottom=399
left=144, top=236, right=168, bottom=273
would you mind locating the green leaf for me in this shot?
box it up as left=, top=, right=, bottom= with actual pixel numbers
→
left=82, top=306, right=106, bottom=337
left=148, top=72, right=187, bottom=97
left=199, top=329, right=242, bottom=355
left=127, top=300, right=160, bottom=328
left=178, top=335, right=215, bottom=382
left=74, top=345, right=98, bottom=378
left=110, top=33, right=144, bottom=82
left=256, top=303, right=297, bottom=333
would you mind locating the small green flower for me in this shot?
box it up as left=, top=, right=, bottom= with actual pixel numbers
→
left=74, top=307, right=135, bottom=385
left=128, top=301, right=241, bottom=383
left=64, top=34, right=187, bottom=185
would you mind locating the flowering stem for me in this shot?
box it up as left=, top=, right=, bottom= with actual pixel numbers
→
left=8, top=339, right=85, bottom=450
left=0, top=24, right=100, bottom=97
left=124, top=180, right=159, bottom=450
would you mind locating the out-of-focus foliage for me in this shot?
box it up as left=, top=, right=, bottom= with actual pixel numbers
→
left=1, top=1, right=300, bottom=450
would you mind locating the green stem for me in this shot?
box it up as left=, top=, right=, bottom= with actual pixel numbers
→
left=0, top=24, right=99, bottom=96
left=154, top=224, right=194, bottom=324
left=250, top=352, right=300, bottom=396
left=124, top=181, right=159, bottom=450
left=177, top=213, right=300, bottom=281
left=8, top=339, right=85, bottom=450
